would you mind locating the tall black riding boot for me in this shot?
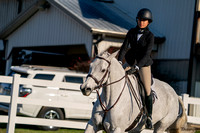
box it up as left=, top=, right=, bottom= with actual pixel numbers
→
left=145, top=94, right=153, bottom=129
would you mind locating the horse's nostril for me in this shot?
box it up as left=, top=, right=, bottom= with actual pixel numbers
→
left=86, top=87, right=92, bottom=91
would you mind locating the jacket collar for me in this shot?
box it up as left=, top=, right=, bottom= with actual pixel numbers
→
left=136, top=26, right=149, bottom=34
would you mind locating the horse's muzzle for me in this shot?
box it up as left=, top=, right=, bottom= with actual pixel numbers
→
left=80, top=85, right=92, bottom=96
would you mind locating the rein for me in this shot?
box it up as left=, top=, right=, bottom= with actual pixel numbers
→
left=87, top=56, right=128, bottom=113
left=87, top=56, right=110, bottom=86
left=96, top=75, right=127, bottom=113
left=87, top=56, right=143, bottom=131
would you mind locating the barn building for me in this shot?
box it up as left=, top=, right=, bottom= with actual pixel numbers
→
left=0, top=0, right=199, bottom=98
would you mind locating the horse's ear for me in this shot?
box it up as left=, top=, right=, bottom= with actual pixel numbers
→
left=108, top=50, right=119, bottom=60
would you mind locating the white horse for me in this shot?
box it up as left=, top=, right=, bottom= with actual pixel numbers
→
left=80, top=51, right=187, bottom=133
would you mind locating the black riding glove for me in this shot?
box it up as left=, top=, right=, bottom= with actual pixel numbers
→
left=126, top=65, right=139, bottom=75
left=126, top=68, right=135, bottom=75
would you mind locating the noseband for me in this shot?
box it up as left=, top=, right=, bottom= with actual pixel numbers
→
left=87, top=56, right=111, bottom=88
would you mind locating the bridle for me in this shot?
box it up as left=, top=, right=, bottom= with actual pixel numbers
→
left=86, top=56, right=145, bottom=131
left=86, top=56, right=127, bottom=113
left=87, top=56, right=111, bottom=87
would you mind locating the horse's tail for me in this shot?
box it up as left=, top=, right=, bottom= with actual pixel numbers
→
left=177, top=97, right=187, bottom=128
left=169, top=97, right=187, bottom=133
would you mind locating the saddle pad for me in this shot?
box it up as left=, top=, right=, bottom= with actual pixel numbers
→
left=129, top=74, right=158, bottom=105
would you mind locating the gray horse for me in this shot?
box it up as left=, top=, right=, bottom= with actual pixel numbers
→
left=80, top=51, right=187, bottom=133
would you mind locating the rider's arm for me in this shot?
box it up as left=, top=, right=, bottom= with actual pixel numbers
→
left=118, top=29, right=131, bottom=63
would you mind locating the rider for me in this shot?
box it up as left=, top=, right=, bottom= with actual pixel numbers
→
left=118, top=8, right=154, bottom=129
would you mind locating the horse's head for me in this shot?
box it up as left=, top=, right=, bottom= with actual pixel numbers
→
left=80, top=51, right=118, bottom=96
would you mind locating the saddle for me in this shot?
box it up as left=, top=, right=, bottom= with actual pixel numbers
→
left=125, top=73, right=157, bottom=132
left=134, top=72, right=156, bottom=105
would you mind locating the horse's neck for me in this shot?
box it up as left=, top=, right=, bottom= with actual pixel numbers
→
left=109, top=58, right=125, bottom=90
left=102, top=58, right=141, bottom=117
left=101, top=58, right=125, bottom=103
left=103, top=59, right=131, bottom=104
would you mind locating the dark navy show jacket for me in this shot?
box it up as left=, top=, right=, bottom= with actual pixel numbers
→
left=118, top=26, right=154, bottom=68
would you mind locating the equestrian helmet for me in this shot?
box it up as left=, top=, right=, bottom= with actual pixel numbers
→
left=136, top=8, right=153, bottom=23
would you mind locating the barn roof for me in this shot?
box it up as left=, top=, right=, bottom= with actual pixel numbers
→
left=49, top=0, right=164, bottom=40
left=49, top=0, right=136, bottom=37
left=0, top=0, right=164, bottom=40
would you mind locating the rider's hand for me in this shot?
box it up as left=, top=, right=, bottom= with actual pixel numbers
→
left=126, top=68, right=136, bottom=75
left=126, top=65, right=139, bottom=75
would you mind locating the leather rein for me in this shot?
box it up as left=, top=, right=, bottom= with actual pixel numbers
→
left=87, top=56, right=142, bottom=114
left=87, top=56, right=144, bottom=131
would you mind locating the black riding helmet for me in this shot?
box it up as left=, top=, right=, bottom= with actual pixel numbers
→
left=136, top=8, right=153, bottom=23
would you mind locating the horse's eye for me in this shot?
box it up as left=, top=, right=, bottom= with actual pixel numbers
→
left=101, top=69, right=106, bottom=73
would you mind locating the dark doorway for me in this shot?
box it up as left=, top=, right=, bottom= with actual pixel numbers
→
left=11, top=45, right=90, bottom=72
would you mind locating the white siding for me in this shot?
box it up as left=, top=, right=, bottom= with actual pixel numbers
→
left=22, top=0, right=37, bottom=10
left=6, top=5, right=92, bottom=57
left=114, top=0, right=195, bottom=59
left=0, top=0, right=37, bottom=31
left=0, top=0, right=18, bottom=31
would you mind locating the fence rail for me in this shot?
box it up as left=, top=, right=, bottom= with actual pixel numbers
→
left=0, top=74, right=90, bottom=133
left=0, top=74, right=200, bottom=133
left=182, top=94, right=200, bottom=125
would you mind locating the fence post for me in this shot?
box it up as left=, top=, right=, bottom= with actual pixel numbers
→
left=7, top=74, right=20, bottom=133
left=182, top=94, right=189, bottom=115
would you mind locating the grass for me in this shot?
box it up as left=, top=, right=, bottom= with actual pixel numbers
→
left=0, top=128, right=84, bottom=133
left=0, top=123, right=84, bottom=133
left=0, top=124, right=200, bottom=133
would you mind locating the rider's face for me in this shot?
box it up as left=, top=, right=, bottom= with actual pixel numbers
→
left=137, top=19, right=149, bottom=29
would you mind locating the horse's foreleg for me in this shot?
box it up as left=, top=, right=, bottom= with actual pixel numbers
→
left=110, top=127, right=122, bottom=133
left=85, top=118, right=104, bottom=133
left=85, top=123, right=104, bottom=133
left=84, top=119, right=96, bottom=133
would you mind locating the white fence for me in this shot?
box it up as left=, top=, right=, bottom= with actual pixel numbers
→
left=182, top=94, right=200, bottom=125
left=0, top=74, right=89, bottom=133
left=0, top=74, right=200, bottom=133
